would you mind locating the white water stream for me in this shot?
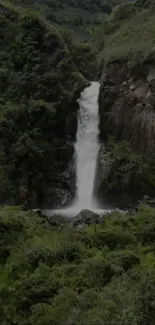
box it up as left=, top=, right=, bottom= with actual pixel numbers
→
left=73, top=81, right=100, bottom=209
left=43, top=82, right=109, bottom=217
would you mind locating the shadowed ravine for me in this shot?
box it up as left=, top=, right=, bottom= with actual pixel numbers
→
left=43, top=82, right=110, bottom=217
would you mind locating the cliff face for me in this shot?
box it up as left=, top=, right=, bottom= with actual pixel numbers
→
left=94, top=0, right=155, bottom=207
left=97, top=61, right=155, bottom=207
left=99, top=61, right=155, bottom=156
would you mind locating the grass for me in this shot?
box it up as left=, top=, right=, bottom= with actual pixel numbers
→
left=103, top=8, right=155, bottom=65
left=93, top=2, right=155, bottom=67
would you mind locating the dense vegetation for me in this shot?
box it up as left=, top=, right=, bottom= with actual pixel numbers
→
left=1, top=0, right=124, bottom=41
left=97, top=138, right=155, bottom=207
left=0, top=3, right=90, bottom=207
left=95, top=0, right=155, bottom=206
left=1, top=204, right=155, bottom=324
left=93, top=0, right=155, bottom=69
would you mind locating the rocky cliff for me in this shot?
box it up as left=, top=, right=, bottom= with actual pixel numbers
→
left=95, top=0, right=155, bottom=207
left=99, top=61, right=155, bottom=155
left=97, top=60, right=155, bottom=207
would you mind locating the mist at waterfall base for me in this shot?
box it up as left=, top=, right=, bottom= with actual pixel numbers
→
left=43, top=82, right=110, bottom=217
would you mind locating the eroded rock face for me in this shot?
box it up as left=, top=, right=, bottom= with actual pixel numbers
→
left=99, top=61, right=155, bottom=155
left=97, top=61, right=155, bottom=207
left=95, top=144, right=149, bottom=209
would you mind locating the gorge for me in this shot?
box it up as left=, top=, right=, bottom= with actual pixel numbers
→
left=2, top=1, right=155, bottom=324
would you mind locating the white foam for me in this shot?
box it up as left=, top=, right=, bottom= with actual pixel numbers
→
left=43, top=82, right=110, bottom=218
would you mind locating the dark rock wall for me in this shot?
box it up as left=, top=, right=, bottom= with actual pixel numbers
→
left=96, top=60, right=155, bottom=208
left=99, top=61, right=155, bottom=155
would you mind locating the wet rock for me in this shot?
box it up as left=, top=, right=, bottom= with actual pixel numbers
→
left=94, top=145, right=111, bottom=193
left=33, top=209, right=42, bottom=217
left=130, top=84, right=136, bottom=90
left=139, top=195, right=155, bottom=207
left=41, top=141, right=76, bottom=209
left=99, top=61, right=155, bottom=155
left=72, top=209, right=101, bottom=227
left=65, top=112, right=77, bottom=141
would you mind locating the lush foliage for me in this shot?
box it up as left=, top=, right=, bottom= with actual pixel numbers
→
left=1, top=0, right=123, bottom=41
left=93, top=0, right=155, bottom=67
left=0, top=4, right=86, bottom=206
left=61, top=28, right=98, bottom=78
left=1, top=204, right=155, bottom=324
left=99, top=138, right=155, bottom=206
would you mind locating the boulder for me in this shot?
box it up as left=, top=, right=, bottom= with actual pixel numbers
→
left=139, top=195, right=155, bottom=208
left=72, top=209, right=101, bottom=227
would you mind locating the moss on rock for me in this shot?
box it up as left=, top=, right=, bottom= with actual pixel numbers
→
left=95, top=139, right=155, bottom=208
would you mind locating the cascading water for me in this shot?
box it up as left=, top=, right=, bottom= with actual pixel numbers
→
left=73, top=81, right=100, bottom=209
left=43, top=81, right=108, bottom=217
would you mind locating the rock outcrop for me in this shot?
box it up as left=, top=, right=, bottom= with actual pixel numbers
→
left=73, top=209, right=101, bottom=227
left=95, top=144, right=155, bottom=208
left=99, top=61, right=155, bottom=155
left=97, top=61, right=155, bottom=207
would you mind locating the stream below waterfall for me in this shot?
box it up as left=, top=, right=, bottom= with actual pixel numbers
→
left=43, top=82, right=109, bottom=217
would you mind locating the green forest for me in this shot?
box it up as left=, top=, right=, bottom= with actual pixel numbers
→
left=94, top=0, right=155, bottom=67
left=0, top=1, right=98, bottom=208
left=2, top=0, right=124, bottom=40
left=1, top=0, right=155, bottom=323
left=1, top=204, right=155, bottom=324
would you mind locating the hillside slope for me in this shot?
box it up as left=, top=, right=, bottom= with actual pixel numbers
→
left=95, top=0, right=155, bottom=207
left=2, top=0, right=125, bottom=40
left=96, top=0, right=155, bottom=67
left=0, top=2, right=88, bottom=209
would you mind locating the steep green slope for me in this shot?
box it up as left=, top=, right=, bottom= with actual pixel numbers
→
left=95, top=0, right=155, bottom=207
left=1, top=204, right=155, bottom=324
left=0, top=3, right=87, bottom=208
left=1, top=0, right=125, bottom=40
left=93, top=0, right=155, bottom=69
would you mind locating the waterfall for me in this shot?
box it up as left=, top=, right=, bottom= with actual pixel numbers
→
left=73, top=81, right=100, bottom=209
left=43, top=81, right=108, bottom=217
